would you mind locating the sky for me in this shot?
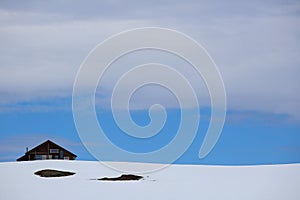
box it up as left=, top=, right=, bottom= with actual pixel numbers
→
left=0, top=0, right=299, bottom=164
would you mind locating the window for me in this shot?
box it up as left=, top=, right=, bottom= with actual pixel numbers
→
left=48, top=155, right=52, bottom=159
left=42, top=155, right=47, bottom=160
left=49, top=149, right=59, bottom=153
left=54, top=155, right=59, bottom=159
left=60, top=150, right=64, bottom=159
left=63, top=156, right=69, bottom=160
left=36, top=155, right=42, bottom=160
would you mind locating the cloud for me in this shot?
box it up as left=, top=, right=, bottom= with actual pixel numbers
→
left=0, top=9, right=149, bottom=104
left=0, top=1, right=299, bottom=120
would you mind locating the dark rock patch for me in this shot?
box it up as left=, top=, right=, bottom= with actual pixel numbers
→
left=34, top=169, right=75, bottom=178
left=98, top=174, right=143, bottom=181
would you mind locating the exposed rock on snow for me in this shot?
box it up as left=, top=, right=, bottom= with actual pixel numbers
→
left=98, top=174, right=143, bottom=181
left=34, top=169, right=75, bottom=177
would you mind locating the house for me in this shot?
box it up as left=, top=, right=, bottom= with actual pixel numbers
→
left=16, top=140, right=77, bottom=161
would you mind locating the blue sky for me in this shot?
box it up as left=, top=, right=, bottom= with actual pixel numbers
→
left=0, top=0, right=299, bottom=164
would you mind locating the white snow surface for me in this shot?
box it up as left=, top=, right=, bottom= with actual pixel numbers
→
left=0, top=160, right=299, bottom=200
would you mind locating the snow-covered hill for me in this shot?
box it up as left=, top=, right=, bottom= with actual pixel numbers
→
left=0, top=160, right=299, bottom=200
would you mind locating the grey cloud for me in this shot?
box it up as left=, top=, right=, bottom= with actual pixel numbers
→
left=0, top=0, right=299, bottom=119
left=1, top=0, right=298, bottom=24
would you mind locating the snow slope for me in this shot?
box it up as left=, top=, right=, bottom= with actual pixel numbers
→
left=0, top=160, right=299, bottom=200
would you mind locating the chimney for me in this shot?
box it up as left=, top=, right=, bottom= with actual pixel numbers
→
left=26, top=147, right=28, bottom=153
